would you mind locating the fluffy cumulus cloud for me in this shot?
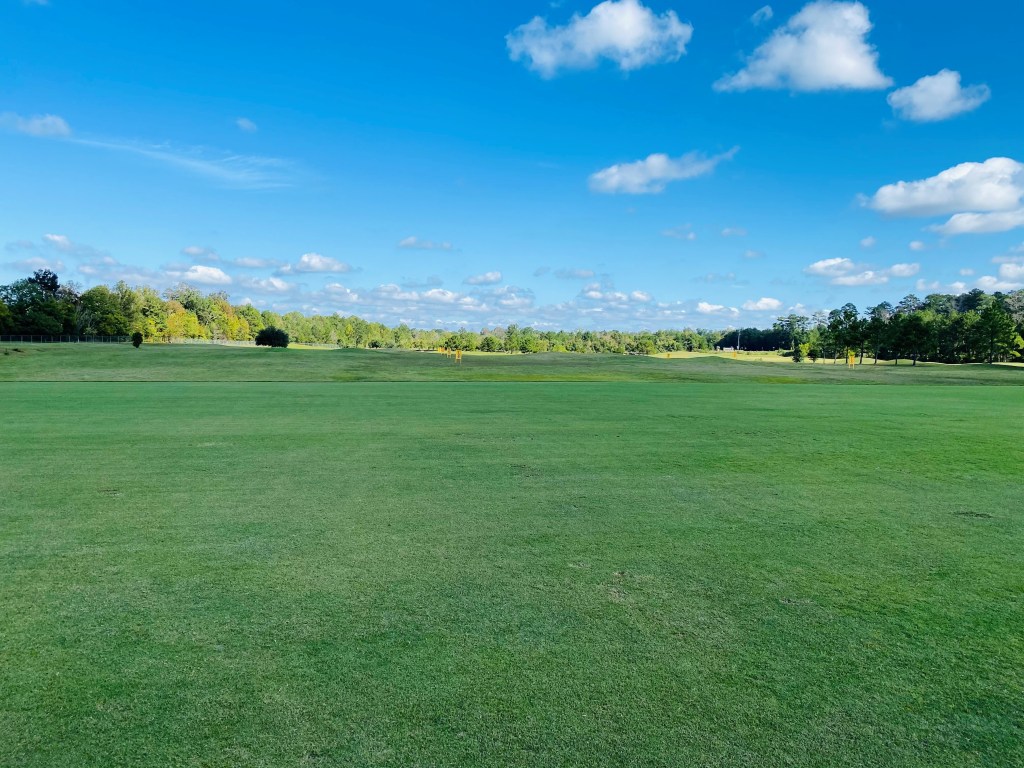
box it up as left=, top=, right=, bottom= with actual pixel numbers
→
left=805, top=257, right=918, bottom=286
left=935, top=209, right=1024, bottom=236
left=888, top=70, right=990, bottom=122
left=975, top=252, right=1024, bottom=291
left=590, top=147, right=738, bottom=194
left=742, top=296, right=782, bottom=311
left=277, top=252, right=353, bottom=274
left=715, top=1, right=891, bottom=92
left=464, top=271, right=502, bottom=285
left=696, top=301, right=740, bottom=317
left=167, top=265, right=232, bottom=285
left=866, top=157, right=1024, bottom=235
left=976, top=265, right=1024, bottom=292
left=0, top=111, right=71, bottom=137
left=889, top=263, right=920, bottom=277
left=506, top=0, right=693, bottom=78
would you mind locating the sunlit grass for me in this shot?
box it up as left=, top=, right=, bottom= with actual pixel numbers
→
left=1, top=347, right=1021, bottom=766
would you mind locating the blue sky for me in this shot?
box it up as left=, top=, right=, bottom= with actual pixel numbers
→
left=2, top=0, right=1022, bottom=329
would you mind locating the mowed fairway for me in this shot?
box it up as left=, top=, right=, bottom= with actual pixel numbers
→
left=1, top=348, right=1022, bottom=766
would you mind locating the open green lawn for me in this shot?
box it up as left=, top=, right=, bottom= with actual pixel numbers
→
left=2, top=343, right=1023, bottom=384
left=1, top=346, right=1022, bottom=766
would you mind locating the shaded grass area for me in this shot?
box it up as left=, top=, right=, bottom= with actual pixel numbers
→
left=1, top=343, right=1023, bottom=384
left=1, top=381, right=1022, bottom=766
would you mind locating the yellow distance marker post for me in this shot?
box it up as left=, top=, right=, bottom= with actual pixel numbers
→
left=456, top=349, right=463, bottom=363
left=733, top=349, right=738, bottom=359
left=848, top=353, right=856, bottom=368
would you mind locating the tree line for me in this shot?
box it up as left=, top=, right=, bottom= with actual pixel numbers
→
left=1, top=270, right=1021, bottom=362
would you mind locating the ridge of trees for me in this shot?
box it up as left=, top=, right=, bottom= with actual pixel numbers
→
left=1, top=270, right=1021, bottom=363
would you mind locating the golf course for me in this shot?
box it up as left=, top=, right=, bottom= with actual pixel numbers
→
left=1, top=344, right=1021, bottom=767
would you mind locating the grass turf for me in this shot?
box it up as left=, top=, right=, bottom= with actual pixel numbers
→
left=1, top=347, right=1022, bottom=766
left=1, top=343, right=1023, bottom=385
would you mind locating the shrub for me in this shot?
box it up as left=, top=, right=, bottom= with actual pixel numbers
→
left=255, top=326, right=290, bottom=348
left=131, top=332, right=143, bottom=348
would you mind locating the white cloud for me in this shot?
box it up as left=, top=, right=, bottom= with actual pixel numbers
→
left=590, top=146, right=738, bottom=194
left=888, top=70, right=990, bottom=122
left=464, top=271, right=502, bottom=285
left=236, top=117, right=258, bottom=133
left=805, top=258, right=918, bottom=285
left=860, top=236, right=876, bottom=248
left=506, top=0, right=693, bottom=78
left=743, top=249, right=764, bottom=259
left=976, top=271, right=1024, bottom=292
left=43, top=234, right=74, bottom=252
left=932, top=209, right=1024, bottom=236
left=721, top=227, right=747, bottom=237
left=742, top=296, right=782, bottom=311
left=867, top=157, right=1024, bottom=235
left=277, top=252, right=353, bottom=274
left=239, top=276, right=293, bottom=293
left=172, top=265, right=232, bottom=285
left=555, top=268, right=596, bottom=279
left=909, top=240, right=926, bottom=251
left=715, top=1, right=891, bottom=92
left=833, top=270, right=888, bottom=286
left=868, top=157, right=1023, bottom=216
left=751, top=6, right=774, bottom=25
left=805, top=257, right=856, bottom=278
left=397, top=236, right=454, bottom=251
left=0, top=111, right=71, bottom=138
left=959, top=268, right=975, bottom=276
left=2, top=256, right=65, bottom=273
left=889, top=263, right=920, bottom=277
left=998, top=262, right=1024, bottom=282
left=697, top=301, right=740, bottom=317
left=181, top=245, right=220, bottom=262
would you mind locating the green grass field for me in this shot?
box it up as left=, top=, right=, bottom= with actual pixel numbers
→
left=2, top=346, right=1022, bottom=766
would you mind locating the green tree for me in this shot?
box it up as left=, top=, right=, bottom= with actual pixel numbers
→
left=0, top=298, right=12, bottom=333
left=977, top=304, right=1018, bottom=363
left=255, top=326, right=289, bottom=348
left=80, top=285, right=131, bottom=335
left=865, top=302, right=893, bottom=364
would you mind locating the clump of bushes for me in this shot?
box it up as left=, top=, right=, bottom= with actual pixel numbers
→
left=131, top=332, right=143, bottom=348
left=255, top=326, right=290, bottom=348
